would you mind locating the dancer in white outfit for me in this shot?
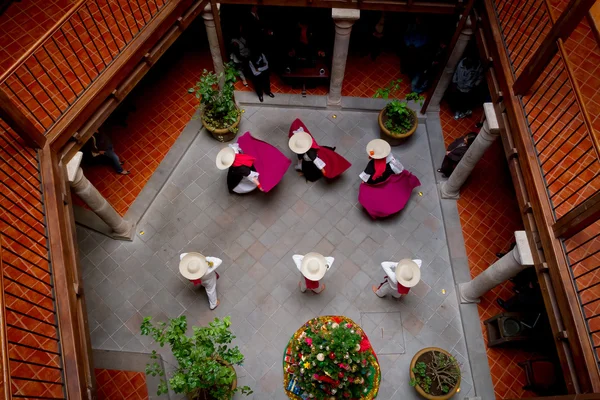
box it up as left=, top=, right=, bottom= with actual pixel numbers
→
left=179, top=252, right=223, bottom=309
left=372, top=258, right=422, bottom=298
left=293, top=252, right=334, bottom=294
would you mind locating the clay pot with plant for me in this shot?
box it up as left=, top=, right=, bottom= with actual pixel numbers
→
left=189, top=62, right=241, bottom=142
left=374, top=79, right=424, bottom=145
left=141, top=315, right=252, bottom=400
left=409, top=347, right=461, bottom=400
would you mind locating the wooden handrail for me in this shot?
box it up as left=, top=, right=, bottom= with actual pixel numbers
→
left=0, top=88, right=46, bottom=148
left=512, top=0, right=596, bottom=95
left=554, top=191, right=600, bottom=239
left=0, top=0, right=87, bottom=84
left=541, top=0, right=600, bottom=161
left=481, top=0, right=600, bottom=391
left=0, top=241, right=11, bottom=400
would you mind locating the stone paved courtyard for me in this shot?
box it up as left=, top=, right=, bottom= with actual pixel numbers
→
left=78, top=105, right=474, bottom=399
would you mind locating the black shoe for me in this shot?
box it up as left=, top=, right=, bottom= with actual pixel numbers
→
left=496, top=252, right=506, bottom=258
left=497, top=298, right=507, bottom=310
left=267, top=92, right=275, bottom=98
left=258, top=95, right=263, bottom=102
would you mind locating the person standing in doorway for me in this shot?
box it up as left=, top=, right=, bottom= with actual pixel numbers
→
left=87, top=131, right=130, bottom=175
left=249, top=51, right=274, bottom=102
left=179, top=252, right=222, bottom=310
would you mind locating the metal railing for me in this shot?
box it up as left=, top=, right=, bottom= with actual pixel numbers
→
left=0, top=119, right=66, bottom=399
left=491, top=0, right=600, bottom=219
left=0, top=0, right=169, bottom=135
left=492, top=0, right=553, bottom=76
left=564, top=220, right=600, bottom=369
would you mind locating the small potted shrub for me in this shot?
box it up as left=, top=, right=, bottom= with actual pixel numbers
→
left=189, top=62, right=241, bottom=142
left=141, top=315, right=252, bottom=400
left=409, top=347, right=461, bottom=399
left=374, top=79, right=424, bottom=145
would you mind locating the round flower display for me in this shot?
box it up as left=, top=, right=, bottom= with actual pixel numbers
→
left=283, top=316, right=380, bottom=400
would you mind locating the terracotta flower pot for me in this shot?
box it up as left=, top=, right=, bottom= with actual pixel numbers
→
left=201, top=106, right=241, bottom=143
left=378, top=107, right=418, bottom=146
left=409, top=347, right=461, bottom=400
left=186, top=364, right=238, bottom=400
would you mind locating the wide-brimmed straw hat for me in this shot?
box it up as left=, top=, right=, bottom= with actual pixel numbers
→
left=366, top=139, right=391, bottom=159
left=179, top=252, right=209, bottom=280
left=395, top=259, right=421, bottom=287
left=300, top=252, right=328, bottom=281
left=289, top=131, right=313, bottom=154
left=216, top=147, right=236, bottom=170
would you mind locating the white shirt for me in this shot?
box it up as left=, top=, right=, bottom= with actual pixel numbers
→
left=359, top=154, right=404, bottom=183
left=381, top=259, right=422, bottom=285
left=229, top=143, right=260, bottom=194
left=179, top=253, right=223, bottom=276
left=293, top=127, right=326, bottom=170
left=249, top=54, right=269, bottom=75
left=292, top=254, right=335, bottom=280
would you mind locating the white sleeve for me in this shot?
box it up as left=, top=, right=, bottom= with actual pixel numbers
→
left=292, top=127, right=305, bottom=135
left=387, top=154, right=404, bottom=174
left=313, top=157, right=326, bottom=170
left=359, top=171, right=371, bottom=183
left=248, top=171, right=260, bottom=180
left=413, top=259, right=422, bottom=269
left=205, top=257, right=222, bottom=273
left=325, top=257, right=335, bottom=269
left=180, top=253, right=188, bottom=260
left=292, top=255, right=304, bottom=272
left=229, top=143, right=242, bottom=153
left=381, top=262, right=398, bottom=284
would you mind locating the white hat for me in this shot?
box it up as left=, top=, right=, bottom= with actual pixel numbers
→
left=216, top=147, right=236, bottom=170
left=395, top=259, right=421, bottom=287
left=179, top=252, right=209, bottom=280
left=366, top=139, right=391, bottom=159
left=300, top=252, right=328, bottom=281
left=288, top=131, right=313, bottom=154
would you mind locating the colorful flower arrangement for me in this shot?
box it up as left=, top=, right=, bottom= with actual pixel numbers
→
left=284, top=316, right=379, bottom=400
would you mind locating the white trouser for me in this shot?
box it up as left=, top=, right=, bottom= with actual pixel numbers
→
left=200, top=271, right=218, bottom=309
left=299, top=276, right=325, bottom=294
left=375, top=278, right=402, bottom=298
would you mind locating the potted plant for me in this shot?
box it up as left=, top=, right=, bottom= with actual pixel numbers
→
left=141, top=315, right=252, bottom=400
left=409, top=347, right=461, bottom=400
left=374, top=79, right=424, bottom=145
left=189, top=62, right=241, bottom=142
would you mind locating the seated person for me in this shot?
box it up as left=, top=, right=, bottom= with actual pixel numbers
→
left=437, top=132, right=477, bottom=177
left=358, top=139, right=421, bottom=219
left=288, top=119, right=351, bottom=182
left=216, top=143, right=262, bottom=194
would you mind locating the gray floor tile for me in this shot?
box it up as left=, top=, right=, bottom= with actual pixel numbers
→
left=77, top=106, right=478, bottom=399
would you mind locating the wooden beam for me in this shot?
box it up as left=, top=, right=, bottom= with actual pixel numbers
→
left=481, top=0, right=600, bottom=392
left=39, top=145, right=94, bottom=398
left=421, top=0, right=476, bottom=112
left=0, top=243, right=11, bottom=400
left=211, top=0, right=228, bottom=64
left=58, top=0, right=207, bottom=162
left=47, top=0, right=196, bottom=152
left=554, top=191, right=600, bottom=239
left=512, top=0, right=597, bottom=95
left=217, top=0, right=459, bottom=13
left=0, top=88, right=46, bottom=148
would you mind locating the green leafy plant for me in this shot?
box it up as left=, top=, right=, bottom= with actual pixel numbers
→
left=141, top=315, right=252, bottom=400
left=374, top=79, right=424, bottom=135
left=286, top=316, right=376, bottom=399
left=189, top=62, right=240, bottom=132
left=410, top=351, right=460, bottom=395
